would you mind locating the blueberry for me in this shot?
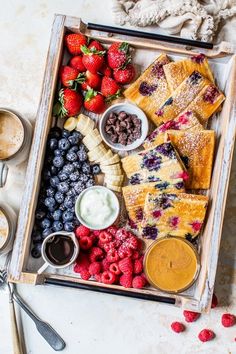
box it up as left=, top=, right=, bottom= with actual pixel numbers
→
left=74, top=181, right=85, bottom=194
left=72, top=131, right=82, bottom=140
left=62, top=129, right=70, bottom=138
left=58, top=138, right=70, bottom=151
left=81, top=162, right=91, bottom=174
left=66, top=188, right=77, bottom=197
left=31, top=242, right=42, bottom=258
left=86, top=179, right=95, bottom=188
left=50, top=165, right=58, bottom=176
left=64, top=195, right=74, bottom=209
left=69, top=171, right=80, bottom=182
left=57, top=181, right=69, bottom=194
left=42, top=227, right=53, bottom=238
left=77, top=150, right=87, bottom=162
left=46, top=187, right=56, bottom=198
left=72, top=161, right=82, bottom=169
left=79, top=174, right=89, bottom=183
left=62, top=210, right=74, bottom=222
left=43, top=170, right=51, bottom=181
left=50, top=176, right=60, bottom=188
left=69, top=146, right=79, bottom=154
left=52, top=221, right=63, bottom=232
left=92, top=164, right=101, bottom=175
left=44, top=197, right=56, bottom=209
left=49, top=127, right=61, bottom=139
left=63, top=163, right=75, bottom=174
left=64, top=221, right=75, bottom=232
left=32, top=230, right=42, bottom=244
left=54, top=149, right=66, bottom=157
left=48, top=138, right=58, bottom=150
left=68, top=135, right=79, bottom=145
left=45, top=155, right=53, bottom=165
left=35, top=209, right=46, bottom=221
left=58, top=170, right=69, bottom=182
left=73, top=218, right=80, bottom=227
left=66, top=151, right=77, bottom=162
left=55, top=191, right=64, bottom=204
left=52, top=209, right=63, bottom=221
left=47, top=204, right=57, bottom=213
left=40, top=218, right=51, bottom=229
left=59, top=203, right=67, bottom=211
left=53, top=156, right=65, bottom=168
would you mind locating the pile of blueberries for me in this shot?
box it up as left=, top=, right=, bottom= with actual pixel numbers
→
left=31, top=127, right=100, bottom=258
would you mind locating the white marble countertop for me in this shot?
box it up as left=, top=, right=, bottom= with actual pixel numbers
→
left=0, top=1, right=235, bottom=353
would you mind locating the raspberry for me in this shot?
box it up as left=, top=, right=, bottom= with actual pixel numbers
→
left=74, top=252, right=90, bottom=271
left=119, top=274, right=132, bottom=288
left=73, top=263, right=81, bottom=273
left=80, top=269, right=91, bottom=280
left=106, top=249, right=119, bottom=263
left=101, top=271, right=116, bottom=284
left=221, top=313, right=235, bottom=327
left=133, top=258, right=143, bottom=274
left=75, top=225, right=90, bottom=238
left=113, top=239, right=122, bottom=249
left=93, top=230, right=101, bottom=237
left=103, top=241, right=117, bottom=253
left=109, top=262, right=121, bottom=275
left=95, top=273, right=102, bottom=282
left=125, top=236, right=139, bottom=250
left=89, top=247, right=104, bottom=262
left=211, top=293, right=218, bottom=308
left=198, top=329, right=215, bottom=342
left=79, top=236, right=93, bottom=250
left=99, top=231, right=113, bottom=243
left=89, top=261, right=101, bottom=276
left=183, top=310, right=200, bottom=322
left=106, top=225, right=118, bottom=236
left=171, top=322, right=185, bottom=333
left=118, top=257, right=133, bottom=275
left=89, top=232, right=97, bottom=244
left=132, top=251, right=140, bottom=260
left=132, top=275, right=146, bottom=289
left=115, top=228, right=129, bottom=241
left=101, top=258, right=110, bottom=271
left=118, top=244, right=133, bottom=259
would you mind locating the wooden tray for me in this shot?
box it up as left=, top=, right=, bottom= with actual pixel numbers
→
left=9, top=14, right=236, bottom=313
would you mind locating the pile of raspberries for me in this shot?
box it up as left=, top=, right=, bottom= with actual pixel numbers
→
left=73, top=225, right=147, bottom=289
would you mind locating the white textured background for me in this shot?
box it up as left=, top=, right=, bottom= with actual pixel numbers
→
left=0, top=1, right=235, bottom=353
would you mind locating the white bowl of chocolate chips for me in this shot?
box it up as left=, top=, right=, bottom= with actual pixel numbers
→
left=100, top=102, right=149, bottom=152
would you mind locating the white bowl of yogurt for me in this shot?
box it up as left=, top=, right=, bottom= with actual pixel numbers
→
left=75, top=186, right=120, bottom=230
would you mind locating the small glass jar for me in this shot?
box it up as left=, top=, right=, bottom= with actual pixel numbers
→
left=0, top=203, right=17, bottom=255
left=144, top=236, right=200, bottom=294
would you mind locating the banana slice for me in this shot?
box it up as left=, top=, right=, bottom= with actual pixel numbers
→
left=81, top=118, right=95, bottom=136
left=83, top=130, right=102, bottom=150
left=104, top=174, right=124, bottom=182
left=64, top=117, right=78, bottom=131
left=105, top=183, right=121, bottom=192
left=76, top=114, right=88, bottom=132
left=101, top=163, right=122, bottom=173
left=88, top=143, right=107, bottom=161
left=95, top=149, right=113, bottom=163
left=104, top=177, right=123, bottom=187
left=100, top=154, right=120, bottom=166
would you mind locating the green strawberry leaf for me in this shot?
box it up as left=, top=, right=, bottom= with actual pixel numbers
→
left=81, top=44, right=105, bottom=56
left=85, top=89, right=97, bottom=101
left=105, top=89, right=123, bottom=103
left=81, top=45, right=91, bottom=55
left=119, top=42, right=129, bottom=53
left=53, top=90, right=68, bottom=118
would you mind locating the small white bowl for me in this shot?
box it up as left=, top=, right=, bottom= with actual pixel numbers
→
left=99, top=102, right=149, bottom=151
left=75, top=186, right=120, bottom=230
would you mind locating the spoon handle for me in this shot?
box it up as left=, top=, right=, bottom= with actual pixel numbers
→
left=9, top=300, right=23, bottom=354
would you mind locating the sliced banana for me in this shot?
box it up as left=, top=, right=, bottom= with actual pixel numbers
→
left=88, top=143, right=107, bottom=161
left=104, top=178, right=123, bottom=187
left=76, top=114, right=88, bottom=132
left=83, top=130, right=102, bottom=150
left=95, top=149, right=113, bottom=163
left=105, top=183, right=121, bottom=192
left=100, top=154, right=120, bottom=166
left=104, top=174, right=124, bottom=182
left=101, top=163, right=122, bottom=173
left=81, top=118, right=95, bottom=135
left=64, top=117, right=77, bottom=131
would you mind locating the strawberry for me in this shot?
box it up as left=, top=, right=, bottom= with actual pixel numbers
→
left=81, top=46, right=105, bottom=74
left=113, top=64, right=135, bottom=84
left=69, top=55, right=86, bottom=72
left=101, top=76, right=121, bottom=101
left=88, top=40, right=105, bottom=52
left=81, top=71, right=102, bottom=90
left=107, top=42, right=131, bottom=69
left=60, top=66, right=85, bottom=89
left=65, top=33, right=87, bottom=55
left=99, top=63, right=112, bottom=77
left=84, top=89, right=106, bottom=114
left=53, top=88, right=83, bottom=118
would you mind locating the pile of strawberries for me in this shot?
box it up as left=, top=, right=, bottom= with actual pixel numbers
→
left=53, top=33, right=135, bottom=117
left=73, top=225, right=147, bottom=289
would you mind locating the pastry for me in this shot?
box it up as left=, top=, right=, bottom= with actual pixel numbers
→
left=141, top=192, right=208, bottom=240
left=165, top=130, right=215, bottom=189
left=124, top=54, right=171, bottom=125
left=121, top=142, right=188, bottom=191
left=143, top=111, right=204, bottom=149
left=163, top=54, right=214, bottom=92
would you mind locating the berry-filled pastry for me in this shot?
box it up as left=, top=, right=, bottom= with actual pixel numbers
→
left=143, top=111, right=204, bottom=150
left=141, top=192, right=208, bottom=240
left=124, top=54, right=171, bottom=125
left=163, top=53, right=214, bottom=92
left=121, top=142, right=188, bottom=189
left=164, top=130, right=215, bottom=189
left=155, top=72, right=224, bottom=126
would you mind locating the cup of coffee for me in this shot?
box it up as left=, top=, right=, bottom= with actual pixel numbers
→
left=37, top=231, right=79, bottom=274
left=0, top=108, right=32, bottom=187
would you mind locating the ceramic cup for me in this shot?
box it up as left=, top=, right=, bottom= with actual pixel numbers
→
left=37, top=231, right=79, bottom=274
left=0, top=108, right=32, bottom=188
left=0, top=203, right=17, bottom=255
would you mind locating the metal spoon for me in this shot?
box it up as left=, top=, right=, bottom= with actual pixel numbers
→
left=0, top=269, right=66, bottom=351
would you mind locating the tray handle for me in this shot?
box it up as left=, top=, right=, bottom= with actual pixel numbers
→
left=87, top=23, right=213, bottom=49
left=45, top=278, right=176, bottom=305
